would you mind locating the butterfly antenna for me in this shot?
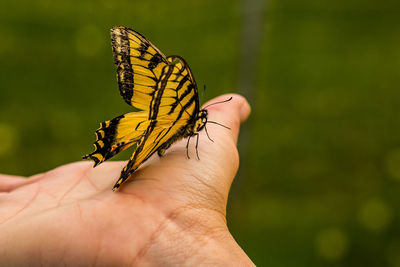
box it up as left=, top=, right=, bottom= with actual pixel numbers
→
left=204, top=124, right=214, bottom=142
left=203, top=96, right=233, bottom=109
left=207, top=121, right=231, bottom=130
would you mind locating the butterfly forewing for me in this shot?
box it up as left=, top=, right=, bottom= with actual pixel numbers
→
left=111, top=27, right=168, bottom=110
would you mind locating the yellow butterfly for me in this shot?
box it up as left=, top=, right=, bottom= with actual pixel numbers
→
left=83, top=26, right=226, bottom=191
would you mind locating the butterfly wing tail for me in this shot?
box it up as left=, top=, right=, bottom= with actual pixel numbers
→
left=83, top=111, right=150, bottom=167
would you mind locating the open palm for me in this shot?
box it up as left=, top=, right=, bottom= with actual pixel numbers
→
left=0, top=94, right=253, bottom=266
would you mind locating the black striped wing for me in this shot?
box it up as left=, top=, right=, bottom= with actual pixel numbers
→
left=113, top=56, right=200, bottom=190
left=85, top=27, right=201, bottom=191
left=82, top=111, right=151, bottom=166
left=111, top=26, right=169, bottom=110
left=84, top=27, right=170, bottom=165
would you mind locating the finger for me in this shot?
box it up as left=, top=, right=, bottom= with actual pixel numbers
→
left=199, top=93, right=250, bottom=178
left=0, top=174, right=28, bottom=192
left=159, top=94, right=251, bottom=210
left=118, top=94, right=251, bottom=210
left=202, top=94, right=251, bottom=144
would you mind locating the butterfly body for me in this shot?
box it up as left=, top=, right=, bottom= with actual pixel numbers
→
left=83, top=26, right=207, bottom=191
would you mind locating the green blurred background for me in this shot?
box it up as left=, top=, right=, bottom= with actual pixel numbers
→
left=1, top=0, right=400, bottom=265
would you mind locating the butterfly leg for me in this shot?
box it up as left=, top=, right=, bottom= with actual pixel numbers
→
left=204, top=124, right=214, bottom=142
left=194, top=133, right=200, bottom=160
left=186, top=135, right=192, bottom=159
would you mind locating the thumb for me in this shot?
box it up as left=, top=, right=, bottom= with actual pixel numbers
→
left=119, top=94, right=250, bottom=215
left=185, top=94, right=250, bottom=210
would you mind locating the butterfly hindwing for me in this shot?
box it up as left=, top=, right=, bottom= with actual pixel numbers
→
left=83, top=111, right=151, bottom=166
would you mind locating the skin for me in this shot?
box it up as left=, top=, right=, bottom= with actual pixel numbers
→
left=0, top=94, right=254, bottom=266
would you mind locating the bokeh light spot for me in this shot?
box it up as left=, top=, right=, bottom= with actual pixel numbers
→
left=75, top=25, right=103, bottom=57
left=358, top=198, right=392, bottom=231
left=385, top=148, right=400, bottom=181
left=0, top=123, right=18, bottom=157
left=315, top=228, right=348, bottom=260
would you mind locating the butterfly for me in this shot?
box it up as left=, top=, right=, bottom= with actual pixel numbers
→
left=83, top=26, right=228, bottom=191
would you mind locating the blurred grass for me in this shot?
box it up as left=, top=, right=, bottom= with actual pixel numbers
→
left=1, top=0, right=400, bottom=266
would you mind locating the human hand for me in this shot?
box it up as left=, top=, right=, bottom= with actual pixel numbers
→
left=0, top=94, right=253, bottom=266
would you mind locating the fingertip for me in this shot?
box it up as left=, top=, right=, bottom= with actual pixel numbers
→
left=202, top=93, right=250, bottom=144
left=0, top=174, right=27, bottom=192
left=203, top=93, right=249, bottom=109
left=239, top=96, right=251, bottom=123
left=203, top=93, right=251, bottom=122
